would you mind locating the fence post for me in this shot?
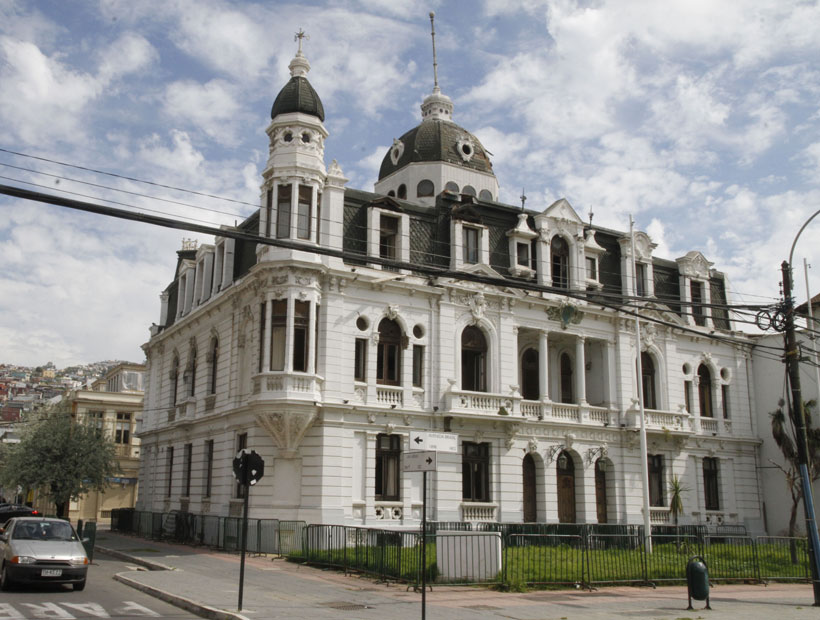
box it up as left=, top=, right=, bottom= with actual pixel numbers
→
left=752, top=537, right=762, bottom=583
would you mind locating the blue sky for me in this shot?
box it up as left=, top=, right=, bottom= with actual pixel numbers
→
left=1, top=0, right=819, bottom=367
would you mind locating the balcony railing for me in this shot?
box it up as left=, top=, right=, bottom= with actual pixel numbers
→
left=249, top=372, right=323, bottom=403
left=376, top=385, right=403, bottom=407
left=461, top=503, right=497, bottom=522
left=519, top=401, right=612, bottom=425
left=445, top=390, right=517, bottom=416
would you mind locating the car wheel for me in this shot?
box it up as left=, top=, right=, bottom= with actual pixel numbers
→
left=73, top=579, right=86, bottom=591
left=0, top=564, right=13, bottom=591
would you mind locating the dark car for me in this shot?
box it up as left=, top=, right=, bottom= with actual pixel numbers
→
left=0, top=517, right=88, bottom=590
left=0, top=504, right=39, bottom=525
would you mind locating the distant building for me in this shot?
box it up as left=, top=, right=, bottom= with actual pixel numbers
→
left=50, top=363, right=144, bottom=525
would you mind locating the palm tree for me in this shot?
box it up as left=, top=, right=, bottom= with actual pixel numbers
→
left=668, top=474, right=688, bottom=550
left=769, top=399, right=820, bottom=563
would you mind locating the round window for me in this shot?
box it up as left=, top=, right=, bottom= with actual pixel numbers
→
left=413, top=324, right=424, bottom=339
left=283, top=132, right=293, bottom=142
left=356, top=316, right=369, bottom=331
left=720, top=367, right=730, bottom=381
left=682, top=363, right=691, bottom=375
left=461, top=144, right=472, bottom=156
left=301, top=132, right=311, bottom=143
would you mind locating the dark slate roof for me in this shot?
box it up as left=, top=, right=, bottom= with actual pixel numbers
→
left=378, top=119, right=493, bottom=180
left=271, top=76, right=325, bottom=121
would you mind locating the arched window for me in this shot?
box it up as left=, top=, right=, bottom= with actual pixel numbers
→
left=698, top=364, right=713, bottom=417
left=387, top=190, right=395, bottom=197
left=479, top=189, right=493, bottom=201
left=188, top=347, right=197, bottom=397
left=551, top=236, right=570, bottom=289
left=445, top=181, right=459, bottom=193
left=377, top=318, right=402, bottom=385
left=556, top=451, right=576, bottom=523
left=521, top=348, right=539, bottom=400
left=209, top=337, right=219, bottom=395
left=397, top=184, right=407, bottom=199
left=171, top=355, right=180, bottom=406
left=417, top=179, right=434, bottom=197
left=560, top=352, right=573, bottom=403
left=461, top=326, right=487, bottom=392
left=462, top=185, right=476, bottom=197
left=641, top=352, right=657, bottom=410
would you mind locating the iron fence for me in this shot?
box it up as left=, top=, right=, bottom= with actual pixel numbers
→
left=109, top=509, right=810, bottom=589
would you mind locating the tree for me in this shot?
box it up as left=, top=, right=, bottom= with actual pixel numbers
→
left=668, top=474, right=689, bottom=550
left=0, top=401, right=120, bottom=518
left=769, top=398, right=820, bottom=559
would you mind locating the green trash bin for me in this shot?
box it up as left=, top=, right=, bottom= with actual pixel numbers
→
left=81, top=521, right=96, bottom=563
left=686, top=555, right=711, bottom=610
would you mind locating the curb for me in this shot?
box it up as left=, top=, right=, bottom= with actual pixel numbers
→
left=96, top=545, right=176, bottom=571
left=114, top=572, right=251, bottom=620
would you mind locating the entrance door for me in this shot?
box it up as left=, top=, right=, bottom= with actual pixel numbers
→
left=523, top=454, right=537, bottom=522
left=595, top=460, right=608, bottom=523
left=556, top=452, right=576, bottom=523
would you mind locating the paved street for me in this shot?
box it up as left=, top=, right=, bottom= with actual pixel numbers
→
left=94, top=530, right=820, bottom=620
left=0, top=555, right=201, bottom=619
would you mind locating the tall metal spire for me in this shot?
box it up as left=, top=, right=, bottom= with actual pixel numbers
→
left=429, top=12, right=439, bottom=93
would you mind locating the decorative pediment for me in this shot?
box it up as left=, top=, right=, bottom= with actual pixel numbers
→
left=176, top=259, right=195, bottom=280
left=460, top=262, right=501, bottom=277
left=366, top=196, right=404, bottom=213
left=506, top=213, right=537, bottom=240
left=584, top=229, right=606, bottom=255
left=619, top=231, right=657, bottom=260
left=541, top=198, right=584, bottom=225
left=676, top=251, right=714, bottom=279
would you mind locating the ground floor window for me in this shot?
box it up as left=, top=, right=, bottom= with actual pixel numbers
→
left=703, top=457, right=720, bottom=510
left=648, top=454, right=664, bottom=507
left=375, top=434, right=401, bottom=500
left=462, top=442, right=490, bottom=502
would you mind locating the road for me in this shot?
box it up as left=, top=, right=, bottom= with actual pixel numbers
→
left=0, top=555, right=199, bottom=619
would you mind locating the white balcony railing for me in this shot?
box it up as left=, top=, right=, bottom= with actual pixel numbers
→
left=376, top=385, right=403, bottom=407
left=249, top=372, right=323, bottom=403
left=461, top=503, right=497, bottom=522
left=445, top=390, right=517, bottom=416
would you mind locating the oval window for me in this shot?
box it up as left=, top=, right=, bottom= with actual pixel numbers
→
left=417, top=180, right=434, bottom=197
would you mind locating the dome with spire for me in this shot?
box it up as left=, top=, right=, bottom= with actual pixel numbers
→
left=270, top=31, right=325, bottom=121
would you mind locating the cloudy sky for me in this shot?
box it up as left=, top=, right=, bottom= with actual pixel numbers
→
left=1, top=0, right=819, bottom=367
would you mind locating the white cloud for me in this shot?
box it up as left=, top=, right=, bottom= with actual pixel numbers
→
left=98, top=32, right=158, bottom=82
left=163, top=79, right=243, bottom=144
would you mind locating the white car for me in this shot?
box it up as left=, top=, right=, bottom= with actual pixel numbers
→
left=0, top=517, right=89, bottom=591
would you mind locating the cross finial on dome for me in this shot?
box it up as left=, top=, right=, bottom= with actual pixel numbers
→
left=294, top=28, right=309, bottom=55
left=429, top=12, right=439, bottom=93
left=420, top=12, right=453, bottom=121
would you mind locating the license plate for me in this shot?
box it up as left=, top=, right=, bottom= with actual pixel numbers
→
left=41, top=569, right=62, bottom=577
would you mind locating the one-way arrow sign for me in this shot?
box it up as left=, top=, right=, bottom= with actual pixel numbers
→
left=402, top=450, right=437, bottom=472
left=409, top=431, right=458, bottom=453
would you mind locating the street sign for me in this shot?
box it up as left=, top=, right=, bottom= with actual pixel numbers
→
left=233, top=449, right=265, bottom=486
left=409, top=431, right=458, bottom=453
left=403, top=450, right=437, bottom=472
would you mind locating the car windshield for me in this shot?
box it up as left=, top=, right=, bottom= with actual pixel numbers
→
left=12, top=521, right=76, bottom=541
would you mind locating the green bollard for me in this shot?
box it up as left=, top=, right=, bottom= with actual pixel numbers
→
left=81, top=521, right=97, bottom=563
left=686, top=555, right=711, bottom=610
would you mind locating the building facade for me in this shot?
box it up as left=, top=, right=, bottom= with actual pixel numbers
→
left=50, top=363, right=144, bottom=524
left=137, top=42, right=764, bottom=532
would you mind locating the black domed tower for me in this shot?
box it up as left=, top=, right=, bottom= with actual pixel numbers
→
left=374, top=13, right=499, bottom=206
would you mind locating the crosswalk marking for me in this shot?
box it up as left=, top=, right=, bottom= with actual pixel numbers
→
left=0, top=602, right=160, bottom=619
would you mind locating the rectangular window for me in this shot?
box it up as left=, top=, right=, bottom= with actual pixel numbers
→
left=636, top=262, right=647, bottom=297
left=204, top=440, right=214, bottom=498
left=115, top=412, right=131, bottom=444
left=297, top=185, right=312, bottom=240
left=375, top=434, right=401, bottom=501
left=703, top=457, right=720, bottom=510
left=462, top=441, right=490, bottom=502
left=648, top=454, right=664, bottom=507
left=691, top=280, right=705, bottom=326
left=721, top=384, right=730, bottom=419
left=586, top=256, right=597, bottom=280
left=412, top=345, right=424, bottom=388
left=354, top=338, right=367, bottom=381
left=87, top=411, right=104, bottom=436
left=183, top=443, right=192, bottom=498
left=316, top=193, right=322, bottom=244
left=265, top=188, right=272, bottom=237
left=258, top=302, right=266, bottom=373
left=276, top=184, right=291, bottom=238
left=379, top=215, right=399, bottom=260
left=463, top=227, right=479, bottom=264
left=166, top=447, right=174, bottom=498
left=270, top=300, right=287, bottom=371
left=684, top=380, right=693, bottom=413
left=516, top=242, right=529, bottom=267
left=235, top=433, right=248, bottom=499
left=293, top=300, right=310, bottom=372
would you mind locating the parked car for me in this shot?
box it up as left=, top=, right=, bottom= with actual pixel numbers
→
left=0, top=504, right=40, bottom=525
left=0, top=517, right=88, bottom=591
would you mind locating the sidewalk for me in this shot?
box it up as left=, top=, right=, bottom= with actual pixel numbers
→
left=96, top=530, right=820, bottom=620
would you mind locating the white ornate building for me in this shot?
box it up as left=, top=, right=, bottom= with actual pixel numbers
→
left=136, top=40, right=765, bottom=533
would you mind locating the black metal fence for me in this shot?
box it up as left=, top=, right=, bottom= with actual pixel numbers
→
left=110, top=509, right=810, bottom=588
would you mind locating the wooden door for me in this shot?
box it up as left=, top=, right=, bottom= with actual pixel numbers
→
left=595, top=461, right=608, bottom=523
left=523, top=454, right=537, bottom=522
left=556, top=452, right=576, bottom=523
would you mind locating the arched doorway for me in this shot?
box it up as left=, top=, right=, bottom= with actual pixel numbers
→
left=595, top=459, right=608, bottom=523
left=556, top=451, right=576, bottom=523
left=523, top=453, right=537, bottom=522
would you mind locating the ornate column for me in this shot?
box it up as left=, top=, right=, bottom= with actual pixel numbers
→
left=307, top=295, right=317, bottom=374
left=539, top=330, right=550, bottom=402
left=285, top=296, right=295, bottom=372
left=262, top=298, right=272, bottom=373
left=575, top=336, right=587, bottom=405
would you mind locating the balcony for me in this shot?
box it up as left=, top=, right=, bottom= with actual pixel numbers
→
left=461, top=503, right=497, bottom=522
left=445, top=390, right=517, bottom=416
left=249, top=372, right=323, bottom=404
left=520, top=401, right=613, bottom=425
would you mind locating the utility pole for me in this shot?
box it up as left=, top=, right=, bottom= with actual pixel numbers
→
left=781, top=260, right=820, bottom=605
